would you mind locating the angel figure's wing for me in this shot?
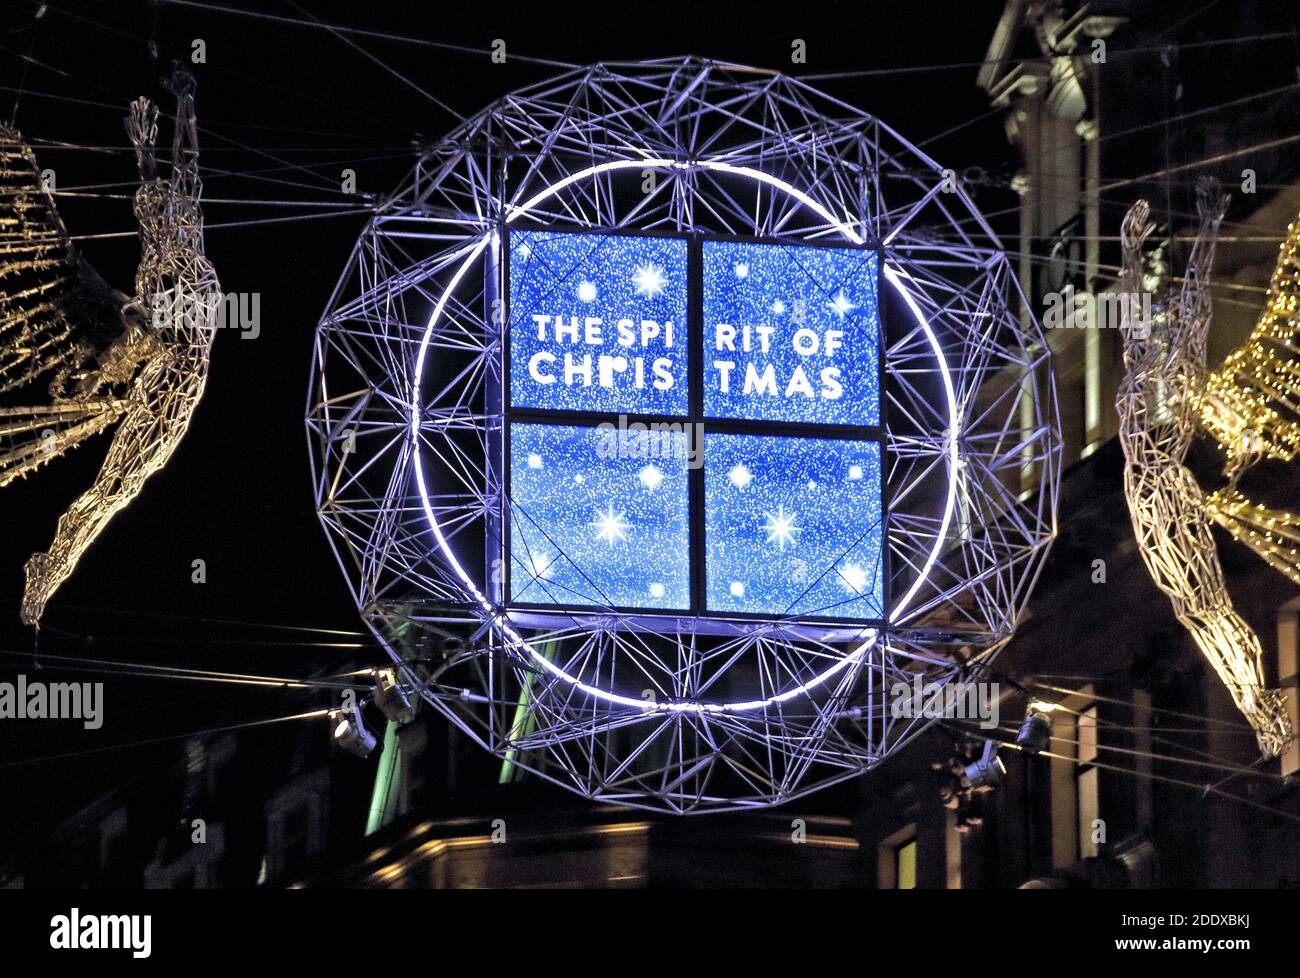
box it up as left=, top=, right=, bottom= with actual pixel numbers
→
left=1202, top=214, right=1300, bottom=465
left=0, top=125, right=140, bottom=487
left=1201, top=212, right=1300, bottom=585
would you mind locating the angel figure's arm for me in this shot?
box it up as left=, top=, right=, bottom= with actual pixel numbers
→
left=1118, top=199, right=1155, bottom=348
left=1176, top=178, right=1229, bottom=368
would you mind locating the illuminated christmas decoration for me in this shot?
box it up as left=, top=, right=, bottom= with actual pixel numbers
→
left=1202, top=216, right=1300, bottom=474
left=1204, top=487, right=1300, bottom=586
left=1200, top=212, right=1300, bottom=587
left=1117, top=186, right=1292, bottom=758
left=308, top=58, right=1060, bottom=812
left=0, top=73, right=220, bottom=626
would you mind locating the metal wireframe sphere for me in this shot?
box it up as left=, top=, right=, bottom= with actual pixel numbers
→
left=307, top=57, right=1060, bottom=813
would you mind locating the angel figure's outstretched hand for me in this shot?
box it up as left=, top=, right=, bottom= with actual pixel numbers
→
left=1119, top=199, right=1155, bottom=349
left=1120, top=198, right=1154, bottom=258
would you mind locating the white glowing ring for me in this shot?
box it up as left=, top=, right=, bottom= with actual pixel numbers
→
left=410, top=158, right=960, bottom=713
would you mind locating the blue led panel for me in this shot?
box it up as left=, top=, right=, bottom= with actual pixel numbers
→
left=508, top=229, right=690, bottom=416
left=702, top=239, right=880, bottom=425
left=704, top=432, right=883, bottom=620
left=509, top=421, right=691, bottom=611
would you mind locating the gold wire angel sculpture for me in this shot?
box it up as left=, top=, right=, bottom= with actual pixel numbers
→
left=0, top=72, right=219, bottom=627
left=1117, top=180, right=1294, bottom=758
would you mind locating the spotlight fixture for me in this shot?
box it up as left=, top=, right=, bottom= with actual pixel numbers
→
left=1016, top=704, right=1053, bottom=755
left=331, top=705, right=376, bottom=758
left=373, top=668, right=414, bottom=724
left=963, top=739, right=1005, bottom=791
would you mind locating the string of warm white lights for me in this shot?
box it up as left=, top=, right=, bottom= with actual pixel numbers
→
left=1203, top=217, right=1300, bottom=467
left=1205, top=488, right=1300, bottom=586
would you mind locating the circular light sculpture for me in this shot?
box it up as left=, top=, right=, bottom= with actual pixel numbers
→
left=308, top=58, right=1060, bottom=813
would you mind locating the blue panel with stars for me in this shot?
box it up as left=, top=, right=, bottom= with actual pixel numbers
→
left=701, top=239, right=880, bottom=426
left=508, top=421, right=692, bottom=611
left=508, top=229, right=690, bottom=416
left=704, top=432, right=883, bottom=621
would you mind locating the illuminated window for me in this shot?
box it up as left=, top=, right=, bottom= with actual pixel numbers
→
left=704, top=432, right=881, bottom=618
left=895, top=838, right=917, bottom=890
left=1077, top=702, right=1100, bottom=859
left=878, top=824, right=917, bottom=889
left=700, top=239, right=879, bottom=425
left=508, top=421, right=692, bottom=610
left=1276, top=600, right=1300, bottom=778
left=505, top=227, right=885, bottom=622
left=509, top=230, right=690, bottom=416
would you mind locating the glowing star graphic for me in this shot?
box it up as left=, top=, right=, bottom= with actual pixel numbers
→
left=522, top=551, right=557, bottom=581
left=734, top=262, right=749, bottom=279
left=729, top=581, right=745, bottom=598
left=761, top=505, right=802, bottom=551
left=516, top=243, right=531, bottom=258
left=848, top=464, right=864, bottom=480
left=772, top=300, right=786, bottom=315
left=527, top=453, right=543, bottom=469
left=838, top=562, right=869, bottom=594
left=648, top=582, right=666, bottom=599
left=828, top=290, right=858, bottom=319
left=728, top=463, right=753, bottom=489
left=638, top=463, right=664, bottom=490
left=632, top=263, right=667, bottom=298
left=577, top=280, right=598, bottom=302
left=590, top=505, right=630, bottom=545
